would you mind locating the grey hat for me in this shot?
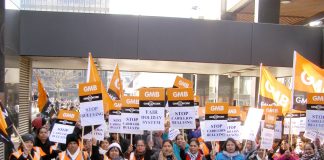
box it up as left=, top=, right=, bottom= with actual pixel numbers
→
left=21, top=133, right=34, bottom=143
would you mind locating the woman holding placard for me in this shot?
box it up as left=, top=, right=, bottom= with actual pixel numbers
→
left=185, top=138, right=206, bottom=160
left=173, top=134, right=189, bottom=160
left=214, top=138, right=244, bottom=160
left=157, top=140, right=177, bottom=160
left=272, top=139, right=299, bottom=160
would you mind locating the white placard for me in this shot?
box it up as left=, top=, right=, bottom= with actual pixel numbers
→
left=80, top=100, right=105, bottom=126
left=306, top=110, right=324, bottom=130
left=122, top=113, right=143, bottom=135
left=84, top=124, right=105, bottom=141
left=260, top=128, right=275, bottom=150
left=194, top=106, right=199, bottom=119
left=108, top=115, right=122, bottom=133
left=284, top=117, right=300, bottom=135
left=203, top=120, right=227, bottom=142
left=304, top=130, right=324, bottom=144
left=49, top=124, right=75, bottom=144
left=168, top=128, right=180, bottom=140
left=261, top=120, right=282, bottom=139
left=139, top=107, right=165, bottom=131
left=241, top=108, right=263, bottom=141
left=300, top=116, right=306, bottom=132
left=227, top=122, right=241, bottom=141
left=169, top=107, right=195, bottom=129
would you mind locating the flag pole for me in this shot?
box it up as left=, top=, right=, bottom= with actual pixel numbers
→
left=289, top=51, right=297, bottom=146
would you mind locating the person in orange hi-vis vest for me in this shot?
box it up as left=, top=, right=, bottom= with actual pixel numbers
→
left=57, top=133, right=89, bottom=160
left=34, top=127, right=60, bottom=160
left=9, top=133, right=45, bottom=160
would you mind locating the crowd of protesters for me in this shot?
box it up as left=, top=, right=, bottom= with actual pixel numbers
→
left=7, top=105, right=324, bottom=160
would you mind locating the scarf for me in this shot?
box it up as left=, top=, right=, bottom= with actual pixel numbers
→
left=99, top=147, right=108, bottom=155
left=66, top=147, right=81, bottom=160
left=187, top=152, right=198, bottom=160
left=301, top=153, right=316, bottom=160
left=223, top=151, right=240, bottom=158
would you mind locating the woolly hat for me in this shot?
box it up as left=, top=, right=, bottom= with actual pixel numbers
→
left=107, top=143, right=122, bottom=153
left=66, top=133, right=79, bottom=145
left=21, top=133, right=34, bottom=143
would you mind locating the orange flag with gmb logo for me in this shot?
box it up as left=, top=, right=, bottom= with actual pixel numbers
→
left=292, top=51, right=324, bottom=111
left=259, top=65, right=291, bottom=115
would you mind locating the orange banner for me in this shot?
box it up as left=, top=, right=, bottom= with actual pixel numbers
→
left=173, top=76, right=193, bottom=88
left=139, top=88, right=165, bottom=101
left=262, top=106, right=282, bottom=117
left=264, top=113, right=277, bottom=125
left=122, top=96, right=139, bottom=108
left=58, top=110, right=80, bottom=122
left=228, top=106, right=240, bottom=117
left=78, top=81, right=102, bottom=96
left=205, top=103, right=229, bottom=115
left=293, top=52, right=324, bottom=111
left=307, top=93, right=324, bottom=105
left=259, top=66, right=291, bottom=115
left=167, top=88, right=194, bottom=101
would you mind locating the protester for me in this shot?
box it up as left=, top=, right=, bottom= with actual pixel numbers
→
left=156, top=140, right=177, bottom=160
left=300, top=143, right=320, bottom=160
left=57, top=133, right=90, bottom=160
left=147, top=131, right=163, bottom=152
left=185, top=138, right=206, bottom=160
left=10, top=133, right=44, bottom=160
left=173, top=134, right=189, bottom=160
left=91, top=138, right=110, bottom=160
left=104, top=143, right=125, bottom=160
left=34, top=127, right=59, bottom=160
left=125, top=139, right=155, bottom=160
left=108, top=133, right=129, bottom=153
left=247, top=148, right=269, bottom=160
left=272, top=139, right=299, bottom=160
left=295, top=137, right=305, bottom=158
left=187, top=119, right=202, bottom=141
left=215, top=138, right=244, bottom=160
left=243, top=140, right=257, bottom=159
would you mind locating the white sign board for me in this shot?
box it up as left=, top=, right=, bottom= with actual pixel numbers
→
left=139, top=107, right=165, bottom=131
left=169, top=107, right=195, bottom=129
left=84, top=124, right=105, bottom=141
left=241, top=108, right=263, bottom=141
left=49, top=124, right=75, bottom=144
left=80, top=100, right=105, bottom=126
left=260, top=128, right=275, bottom=150
left=122, top=113, right=143, bottom=135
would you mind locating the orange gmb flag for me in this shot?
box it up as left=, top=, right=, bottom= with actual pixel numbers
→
left=173, top=76, right=193, bottom=88
left=87, top=52, right=113, bottom=114
left=259, top=66, right=291, bottom=115
left=292, top=51, right=324, bottom=111
left=37, top=76, right=48, bottom=112
left=108, top=64, right=123, bottom=100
